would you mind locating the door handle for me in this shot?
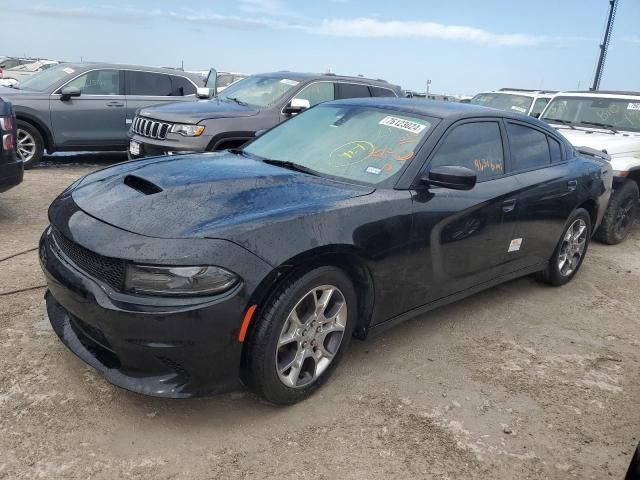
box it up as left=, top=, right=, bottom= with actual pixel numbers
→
left=567, top=180, right=578, bottom=192
left=502, top=198, right=517, bottom=213
left=106, top=101, right=125, bottom=107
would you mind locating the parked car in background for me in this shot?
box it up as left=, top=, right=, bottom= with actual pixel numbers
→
left=207, top=70, right=247, bottom=94
left=471, top=88, right=556, bottom=117
left=0, top=59, right=59, bottom=86
left=0, top=97, right=23, bottom=193
left=0, top=63, right=204, bottom=168
left=42, top=99, right=610, bottom=404
left=128, top=71, right=402, bottom=158
left=540, top=90, right=640, bottom=244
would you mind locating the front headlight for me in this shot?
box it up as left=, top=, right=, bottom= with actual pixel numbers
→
left=125, top=265, right=238, bottom=296
left=170, top=123, right=205, bottom=137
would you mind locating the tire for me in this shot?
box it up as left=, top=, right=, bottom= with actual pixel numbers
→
left=595, top=180, right=639, bottom=245
left=536, top=208, right=591, bottom=287
left=244, top=266, right=357, bottom=405
left=16, top=121, right=45, bottom=169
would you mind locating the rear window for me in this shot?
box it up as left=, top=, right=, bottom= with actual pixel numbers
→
left=549, top=137, right=562, bottom=163
left=507, top=123, right=551, bottom=171
left=127, top=71, right=172, bottom=96
left=371, top=86, right=396, bottom=97
left=336, top=83, right=371, bottom=100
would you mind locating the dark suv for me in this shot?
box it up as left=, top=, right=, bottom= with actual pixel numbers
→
left=0, top=97, right=22, bottom=192
left=128, top=72, right=401, bottom=158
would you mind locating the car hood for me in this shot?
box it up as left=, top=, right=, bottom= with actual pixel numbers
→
left=138, top=98, right=259, bottom=124
left=0, top=86, right=48, bottom=100
left=555, top=127, right=640, bottom=157
left=70, top=152, right=373, bottom=239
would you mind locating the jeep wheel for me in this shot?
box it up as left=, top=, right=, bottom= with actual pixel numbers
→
left=16, top=121, right=44, bottom=169
left=595, top=180, right=639, bottom=245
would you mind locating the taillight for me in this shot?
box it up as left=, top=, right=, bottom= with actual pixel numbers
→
left=2, top=133, right=14, bottom=151
left=0, top=116, right=13, bottom=131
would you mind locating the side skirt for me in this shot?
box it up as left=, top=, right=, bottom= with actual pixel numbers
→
left=366, top=263, right=547, bottom=338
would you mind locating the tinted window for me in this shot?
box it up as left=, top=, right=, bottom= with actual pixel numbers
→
left=295, top=82, right=334, bottom=107
left=549, top=137, right=562, bottom=163
left=507, top=123, right=551, bottom=171
left=127, top=71, right=172, bottom=96
left=65, top=69, right=120, bottom=95
left=336, top=83, right=371, bottom=100
left=371, top=86, right=396, bottom=97
left=430, top=122, right=504, bottom=180
left=170, top=76, right=196, bottom=96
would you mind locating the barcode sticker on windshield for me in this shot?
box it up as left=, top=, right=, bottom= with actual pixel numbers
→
left=280, top=79, right=299, bottom=86
left=379, top=116, right=426, bottom=133
left=627, top=103, right=640, bottom=111
left=511, top=106, right=527, bottom=113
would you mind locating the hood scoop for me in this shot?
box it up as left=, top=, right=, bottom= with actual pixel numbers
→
left=124, top=175, right=162, bottom=195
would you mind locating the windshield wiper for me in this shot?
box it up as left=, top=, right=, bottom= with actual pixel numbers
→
left=262, top=159, right=320, bottom=176
left=545, top=118, right=575, bottom=129
left=579, top=121, right=618, bottom=134
left=224, top=96, right=248, bottom=106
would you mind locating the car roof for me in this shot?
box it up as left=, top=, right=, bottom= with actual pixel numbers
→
left=554, top=90, right=640, bottom=99
left=253, top=71, right=400, bottom=89
left=475, top=90, right=553, bottom=98
left=55, top=63, right=204, bottom=83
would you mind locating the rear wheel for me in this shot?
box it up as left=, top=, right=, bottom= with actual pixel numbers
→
left=16, top=121, right=44, bottom=169
left=595, top=180, right=639, bottom=245
left=244, top=266, right=356, bottom=405
left=537, top=208, right=591, bottom=286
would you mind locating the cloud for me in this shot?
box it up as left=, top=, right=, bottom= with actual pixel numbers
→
left=314, top=18, right=545, bottom=46
left=1, top=3, right=547, bottom=47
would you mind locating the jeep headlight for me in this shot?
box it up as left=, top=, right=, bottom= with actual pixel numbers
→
left=125, top=265, right=238, bottom=296
left=170, top=124, right=205, bottom=137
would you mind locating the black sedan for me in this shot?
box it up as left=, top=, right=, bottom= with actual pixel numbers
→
left=0, top=97, right=23, bottom=193
left=40, top=98, right=611, bottom=404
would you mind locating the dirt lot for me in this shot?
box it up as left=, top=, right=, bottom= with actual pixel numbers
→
left=1, top=155, right=638, bottom=479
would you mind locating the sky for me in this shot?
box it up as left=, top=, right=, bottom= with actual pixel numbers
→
left=1, top=0, right=638, bottom=95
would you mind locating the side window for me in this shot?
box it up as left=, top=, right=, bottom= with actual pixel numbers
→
left=549, top=137, right=562, bottom=163
left=531, top=98, right=549, bottom=116
left=170, top=76, right=196, bottom=96
left=430, top=122, right=505, bottom=180
left=371, top=86, right=396, bottom=97
left=126, top=71, right=172, bottom=96
left=65, top=69, right=120, bottom=95
left=336, top=83, right=371, bottom=100
left=294, top=82, right=334, bottom=107
left=507, top=123, right=551, bottom=171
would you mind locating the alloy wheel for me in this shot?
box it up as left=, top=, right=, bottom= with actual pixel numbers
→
left=276, top=285, right=347, bottom=388
left=17, top=129, right=36, bottom=163
left=558, top=219, right=587, bottom=277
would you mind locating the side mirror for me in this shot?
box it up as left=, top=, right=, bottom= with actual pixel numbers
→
left=60, top=86, right=81, bottom=101
left=284, top=98, right=310, bottom=115
left=196, top=87, right=213, bottom=99
left=421, top=165, right=477, bottom=190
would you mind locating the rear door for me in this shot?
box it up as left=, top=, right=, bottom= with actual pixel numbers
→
left=124, top=70, right=196, bottom=125
left=405, top=119, right=520, bottom=309
left=506, top=121, right=580, bottom=269
left=50, top=68, right=126, bottom=147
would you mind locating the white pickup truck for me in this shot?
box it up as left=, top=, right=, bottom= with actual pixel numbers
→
left=540, top=91, right=640, bottom=244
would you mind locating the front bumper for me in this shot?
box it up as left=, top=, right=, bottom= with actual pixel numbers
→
left=39, top=212, right=272, bottom=398
left=128, top=132, right=210, bottom=159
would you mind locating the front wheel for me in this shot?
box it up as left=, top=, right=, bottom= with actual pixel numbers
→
left=595, top=180, right=639, bottom=245
left=537, top=208, right=591, bottom=287
left=244, top=266, right=357, bottom=405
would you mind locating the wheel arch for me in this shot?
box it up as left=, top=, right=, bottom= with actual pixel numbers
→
left=16, top=113, right=54, bottom=152
left=575, top=198, right=598, bottom=232
left=241, top=245, right=375, bottom=365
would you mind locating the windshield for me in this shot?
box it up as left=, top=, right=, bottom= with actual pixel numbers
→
left=244, top=105, right=435, bottom=185
left=470, top=92, right=533, bottom=114
left=218, top=75, right=300, bottom=108
left=541, top=96, right=640, bottom=133
left=17, top=64, right=78, bottom=92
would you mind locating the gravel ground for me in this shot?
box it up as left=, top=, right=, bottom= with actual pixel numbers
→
left=1, top=154, right=639, bottom=479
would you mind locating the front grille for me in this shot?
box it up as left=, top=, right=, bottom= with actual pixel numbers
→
left=131, top=116, right=171, bottom=140
left=51, top=228, right=126, bottom=291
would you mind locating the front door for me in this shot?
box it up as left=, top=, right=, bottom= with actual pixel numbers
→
left=404, top=120, right=520, bottom=309
left=50, top=69, right=126, bottom=147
